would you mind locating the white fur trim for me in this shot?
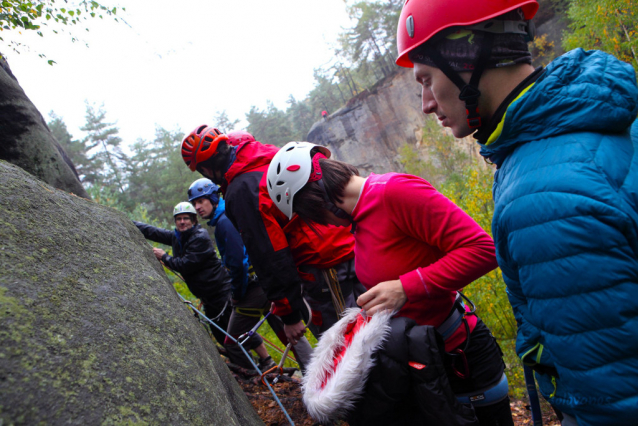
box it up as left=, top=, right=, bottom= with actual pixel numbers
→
left=302, top=308, right=393, bottom=423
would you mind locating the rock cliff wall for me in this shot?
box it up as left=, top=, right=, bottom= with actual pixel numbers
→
left=0, top=161, right=262, bottom=425
left=0, top=56, right=88, bottom=199
left=307, top=69, right=428, bottom=174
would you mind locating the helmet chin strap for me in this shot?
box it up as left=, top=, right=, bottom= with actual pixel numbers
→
left=317, top=179, right=353, bottom=222
left=424, top=32, right=494, bottom=130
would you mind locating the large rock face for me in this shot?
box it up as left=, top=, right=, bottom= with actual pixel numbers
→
left=0, top=56, right=88, bottom=199
left=307, top=69, right=428, bottom=174
left=0, top=161, right=262, bottom=425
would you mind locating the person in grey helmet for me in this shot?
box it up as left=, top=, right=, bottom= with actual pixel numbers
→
left=134, top=202, right=232, bottom=345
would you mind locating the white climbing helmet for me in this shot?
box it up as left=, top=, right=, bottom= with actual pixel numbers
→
left=267, top=141, right=331, bottom=219
left=173, top=201, right=197, bottom=217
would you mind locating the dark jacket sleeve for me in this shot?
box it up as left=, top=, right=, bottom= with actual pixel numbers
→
left=225, top=172, right=305, bottom=325
left=215, top=216, right=249, bottom=300
left=133, top=221, right=173, bottom=246
left=161, top=231, right=215, bottom=275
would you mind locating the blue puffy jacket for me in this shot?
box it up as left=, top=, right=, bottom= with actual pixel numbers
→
left=208, top=198, right=252, bottom=300
left=480, top=49, right=638, bottom=425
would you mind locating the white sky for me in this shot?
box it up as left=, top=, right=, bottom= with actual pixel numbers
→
left=4, top=0, right=353, bottom=144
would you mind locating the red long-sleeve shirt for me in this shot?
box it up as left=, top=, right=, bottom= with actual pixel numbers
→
left=351, top=173, right=498, bottom=350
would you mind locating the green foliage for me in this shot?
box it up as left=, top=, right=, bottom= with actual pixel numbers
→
left=246, top=101, right=296, bottom=147
left=213, top=110, right=240, bottom=134
left=337, top=0, right=401, bottom=81
left=399, top=123, right=525, bottom=396
left=125, top=127, right=193, bottom=222
left=243, top=0, right=404, bottom=142
left=80, top=103, right=128, bottom=194
left=563, top=0, right=638, bottom=72
left=48, top=111, right=94, bottom=179
left=0, top=0, right=124, bottom=60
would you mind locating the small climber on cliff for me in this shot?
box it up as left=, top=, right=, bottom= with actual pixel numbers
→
left=133, top=202, right=232, bottom=346
left=187, top=177, right=313, bottom=372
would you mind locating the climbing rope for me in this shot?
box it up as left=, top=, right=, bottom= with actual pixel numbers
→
left=323, top=268, right=346, bottom=320
left=162, top=262, right=296, bottom=425
left=177, top=293, right=296, bottom=426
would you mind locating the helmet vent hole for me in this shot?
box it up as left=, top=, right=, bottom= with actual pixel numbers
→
left=276, top=180, right=285, bottom=187
left=268, top=179, right=272, bottom=189
left=285, top=146, right=295, bottom=152
left=277, top=163, right=281, bottom=174
left=276, top=194, right=281, bottom=202
left=197, top=125, right=207, bottom=134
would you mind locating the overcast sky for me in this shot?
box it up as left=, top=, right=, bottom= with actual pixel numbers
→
left=4, top=0, right=353, bottom=144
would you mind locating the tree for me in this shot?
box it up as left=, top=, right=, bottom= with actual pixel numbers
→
left=245, top=101, right=295, bottom=147
left=48, top=112, right=98, bottom=183
left=563, top=0, right=638, bottom=72
left=0, top=0, right=124, bottom=63
left=213, top=110, right=240, bottom=134
left=81, top=103, right=127, bottom=192
left=338, top=1, right=401, bottom=77
left=125, top=127, right=191, bottom=223
left=286, top=95, right=314, bottom=141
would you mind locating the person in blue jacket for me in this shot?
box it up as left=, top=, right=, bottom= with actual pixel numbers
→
left=395, top=0, right=638, bottom=424
left=188, top=178, right=313, bottom=372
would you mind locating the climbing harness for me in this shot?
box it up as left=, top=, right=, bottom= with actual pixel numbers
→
left=456, top=372, right=510, bottom=407
left=442, top=292, right=476, bottom=379
left=322, top=268, right=346, bottom=320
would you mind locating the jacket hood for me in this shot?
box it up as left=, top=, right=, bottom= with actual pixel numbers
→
left=208, top=198, right=226, bottom=227
left=480, top=49, right=638, bottom=165
left=302, top=308, right=392, bottom=423
left=224, top=141, right=279, bottom=186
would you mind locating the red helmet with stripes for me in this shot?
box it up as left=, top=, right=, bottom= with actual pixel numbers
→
left=181, top=125, right=229, bottom=172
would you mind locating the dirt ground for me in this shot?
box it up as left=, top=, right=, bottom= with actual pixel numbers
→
left=231, top=369, right=561, bottom=426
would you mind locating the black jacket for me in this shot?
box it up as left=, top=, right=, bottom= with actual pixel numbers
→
left=134, top=222, right=231, bottom=304
left=347, top=317, right=479, bottom=426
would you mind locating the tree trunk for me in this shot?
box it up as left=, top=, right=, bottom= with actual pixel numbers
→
left=0, top=54, right=89, bottom=199
left=0, top=161, right=263, bottom=425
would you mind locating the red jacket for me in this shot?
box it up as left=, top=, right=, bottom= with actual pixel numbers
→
left=222, top=141, right=354, bottom=324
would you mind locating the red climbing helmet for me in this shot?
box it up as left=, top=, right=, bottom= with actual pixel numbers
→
left=181, top=125, right=229, bottom=171
left=396, top=0, right=539, bottom=68
left=226, top=130, right=256, bottom=146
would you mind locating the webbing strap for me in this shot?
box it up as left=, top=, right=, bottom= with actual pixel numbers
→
left=234, top=306, right=267, bottom=317
left=437, top=294, right=464, bottom=340
left=456, top=372, right=509, bottom=407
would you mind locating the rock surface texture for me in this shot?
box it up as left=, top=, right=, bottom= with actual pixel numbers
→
left=0, top=56, right=88, bottom=199
left=0, top=161, right=262, bottom=425
left=307, top=69, right=427, bottom=174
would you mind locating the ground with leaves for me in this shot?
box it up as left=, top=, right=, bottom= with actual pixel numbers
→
left=229, top=368, right=560, bottom=426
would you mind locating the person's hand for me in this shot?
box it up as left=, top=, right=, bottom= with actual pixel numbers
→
left=152, top=248, right=166, bottom=260
left=284, top=320, right=306, bottom=345
left=357, top=279, right=407, bottom=316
